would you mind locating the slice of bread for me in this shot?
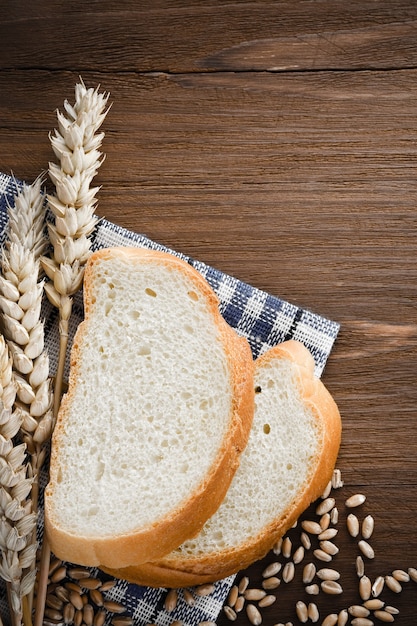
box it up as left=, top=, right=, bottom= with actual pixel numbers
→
left=44, top=247, right=255, bottom=569
left=104, top=340, right=341, bottom=586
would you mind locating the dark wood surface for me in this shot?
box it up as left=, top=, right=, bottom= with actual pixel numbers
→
left=1, top=2, right=417, bottom=625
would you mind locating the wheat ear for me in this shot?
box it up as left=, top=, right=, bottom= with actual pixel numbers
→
left=0, top=177, right=54, bottom=623
left=35, top=79, right=110, bottom=626
left=0, top=335, right=38, bottom=626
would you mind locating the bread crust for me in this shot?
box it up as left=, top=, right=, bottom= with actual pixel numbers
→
left=44, top=247, right=255, bottom=569
left=103, top=340, right=341, bottom=586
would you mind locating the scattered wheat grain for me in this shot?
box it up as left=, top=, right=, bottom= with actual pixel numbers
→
left=362, top=515, right=374, bottom=539
left=321, top=580, right=343, bottom=595
left=307, top=602, right=319, bottom=623
left=313, top=548, right=332, bottom=562
left=316, top=498, right=336, bottom=516
left=347, top=513, right=360, bottom=537
left=358, top=540, right=375, bottom=559
left=350, top=619, right=374, bottom=626
left=244, top=588, right=266, bottom=601
left=293, top=546, right=305, bottom=564
left=346, top=494, right=366, bottom=508
left=348, top=606, right=370, bottom=618
left=224, top=605, right=237, bottom=621
left=301, top=520, right=322, bottom=535
left=262, top=576, right=281, bottom=590
left=338, top=609, right=348, bottom=626
left=316, top=568, right=340, bottom=581
left=392, top=568, right=409, bottom=582
left=282, top=562, right=295, bottom=583
left=295, top=600, right=308, bottom=623
left=164, top=589, right=178, bottom=612
left=258, top=595, right=276, bottom=608
left=384, top=575, right=402, bottom=593
left=371, top=576, right=384, bottom=597
left=305, top=584, right=320, bottom=595
left=373, top=610, right=394, bottom=623
left=262, top=562, right=281, bottom=578
left=321, top=614, right=338, bottom=626
left=359, top=576, right=372, bottom=600
left=246, top=603, right=262, bottom=625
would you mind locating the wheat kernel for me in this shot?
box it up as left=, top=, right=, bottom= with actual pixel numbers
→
left=300, top=532, right=311, bottom=550
left=164, top=589, right=178, bottom=612
left=99, top=580, right=117, bottom=592
left=356, top=556, right=365, bottom=577
left=262, top=576, right=281, bottom=590
left=320, top=513, right=331, bottom=531
left=282, top=536, right=292, bottom=558
left=295, top=600, right=308, bottom=623
left=238, top=576, right=250, bottom=594
left=313, top=548, right=332, bottom=562
left=196, top=583, right=215, bottom=597
left=348, top=606, right=370, bottom=617
left=347, top=513, right=360, bottom=537
left=330, top=507, right=339, bottom=524
left=408, top=567, right=417, bottom=582
left=321, top=480, right=332, bottom=499
left=373, top=611, right=394, bottom=623
left=308, top=602, right=319, bottom=622
left=338, top=609, right=348, bottom=626
left=358, top=540, right=375, bottom=559
left=81, top=578, right=102, bottom=590
left=385, top=575, right=402, bottom=593
left=362, top=515, right=374, bottom=539
left=305, top=584, right=320, bottom=595
left=282, top=561, right=295, bottom=583
left=272, top=538, right=282, bottom=555
left=359, top=575, right=372, bottom=600
left=371, top=576, right=384, bottom=597
left=93, top=611, right=106, bottom=626
left=63, top=603, right=75, bottom=624
left=392, top=568, right=409, bottom=582
left=322, top=615, right=338, bottom=626
left=68, top=567, right=91, bottom=580
left=363, top=599, right=384, bottom=610
left=301, top=520, right=322, bottom=534
left=262, top=562, right=281, bottom=578
left=303, top=562, right=316, bottom=584
left=320, top=540, right=339, bottom=556
left=321, top=580, right=343, bottom=595
left=224, top=605, right=237, bottom=621
left=74, top=609, right=83, bottom=626
left=234, top=595, right=245, bottom=613
left=319, top=528, right=338, bottom=541
left=183, top=589, right=195, bottom=607
left=316, top=498, right=336, bottom=516
left=103, top=601, right=126, bottom=614
left=350, top=619, right=374, bottom=626
left=384, top=606, right=399, bottom=615
left=246, top=603, right=262, bottom=625
left=44, top=608, right=63, bottom=622
left=258, top=594, right=276, bottom=608
left=293, top=545, right=305, bottom=564
left=51, top=565, right=67, bottom=583
left=83, top=604, right=94, bottom=626
left=346, top=493, right=366, bottom=508
left=316, top=568, right=340, bottom=581
left=244, top=588, right=266, bottom=601
left=49, top=559, right=63, bottom=575
left=70, top=591, right=84, bottom=611
left=227, top=585, right=238, bottom=608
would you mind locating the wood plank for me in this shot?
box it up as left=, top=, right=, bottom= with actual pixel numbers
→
left=1, top=0, right=417, bottom=71
left=1, top=3, right=417, bottom=620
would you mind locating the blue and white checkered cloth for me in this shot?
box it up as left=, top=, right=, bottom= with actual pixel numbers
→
left=0, top=172, right=340, bottom=626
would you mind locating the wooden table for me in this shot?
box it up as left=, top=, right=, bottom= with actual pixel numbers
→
left=1, top=2, right=416, bottom=625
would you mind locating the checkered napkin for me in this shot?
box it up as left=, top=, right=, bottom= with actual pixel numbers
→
left=0, top=172, right=340, bottom=626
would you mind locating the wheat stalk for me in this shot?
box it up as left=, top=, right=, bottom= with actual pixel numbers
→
left=34, top=79, right=110, bottom=626
left=0, top=335, right=37, bottom=626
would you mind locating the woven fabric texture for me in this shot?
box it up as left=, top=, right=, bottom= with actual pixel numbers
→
left=0, top=172, right=339, bottom=626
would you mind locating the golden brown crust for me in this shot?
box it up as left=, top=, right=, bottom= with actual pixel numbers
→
left=103, top=340, right=341, bottom=586
left=44, top=247, right=255, bottom=569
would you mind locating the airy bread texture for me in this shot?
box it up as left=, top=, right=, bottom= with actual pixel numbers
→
left=104, top=340, right=342, bottom=586
left=44, top=247, right=255, bottom=569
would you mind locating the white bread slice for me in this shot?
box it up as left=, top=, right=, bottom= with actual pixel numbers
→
left=104, top=340, right=341, bottom=586
left=44, top=247, right=255, bottom=569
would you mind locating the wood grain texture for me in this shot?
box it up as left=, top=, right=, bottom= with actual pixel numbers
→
left=0, top=1, right=416, bottom=625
